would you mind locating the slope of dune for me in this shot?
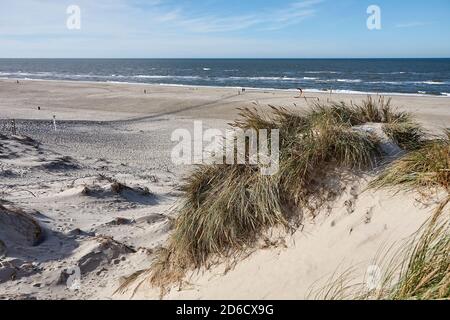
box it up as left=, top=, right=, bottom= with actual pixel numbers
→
left=1, top=80, right=448, bottom=300
left=126, top=179, right=443, bottom=299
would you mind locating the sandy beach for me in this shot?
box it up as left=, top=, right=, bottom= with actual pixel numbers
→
left=0, top=78, right=449, bottom=300
left=1, top=79, right=450, bottom=124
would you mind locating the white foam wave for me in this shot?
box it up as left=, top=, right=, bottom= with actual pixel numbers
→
left=304, top=71, right=339, bottom=74
left=420, top=81, right=445, bottom=85
left=133, top=75, right=201, bottom=80
left=336, top=79, right=363, bottom=83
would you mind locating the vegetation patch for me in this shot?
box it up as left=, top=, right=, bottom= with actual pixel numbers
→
left=124, top=97, right=438, bottom=295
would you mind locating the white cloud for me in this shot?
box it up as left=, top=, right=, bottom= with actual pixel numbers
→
left=395, top=22, right=430, bottom=28
left=169, top=0, right=323, bottom=33
left=0, top=0, right=324, bottom=57
left=0, top=0, right=322, bottom=37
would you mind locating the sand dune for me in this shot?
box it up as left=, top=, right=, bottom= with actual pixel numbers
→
left=0, top=79, right=449, bottom=299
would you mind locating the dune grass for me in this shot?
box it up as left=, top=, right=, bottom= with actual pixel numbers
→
left=143, top=97, right=426, bottom=293
left=371, top=129, right=450, bottom=192
left=383, top=122, right=424, bottom=151
left=388, top=201, right=449, bottom=300
left=369, top=130, right=450, bottom=298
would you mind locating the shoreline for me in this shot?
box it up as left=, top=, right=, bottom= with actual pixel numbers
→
left=2, top=77, right=450, bottom=99
left=1, top=78, right=449, bottom=131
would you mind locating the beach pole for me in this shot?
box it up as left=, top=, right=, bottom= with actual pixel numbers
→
left=53, top=115, right=57, bottom=131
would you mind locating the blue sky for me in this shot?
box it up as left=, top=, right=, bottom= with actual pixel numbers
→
left=1, top=0, right=449, bottom=58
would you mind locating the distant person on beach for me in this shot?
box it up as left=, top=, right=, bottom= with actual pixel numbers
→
left=37, top=106, right=41, bottom=110
left=16, top=80, right=19, bottom=84
left=144, top=89, right=147, bottom=94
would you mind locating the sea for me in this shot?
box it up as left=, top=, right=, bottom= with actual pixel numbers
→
left=0, top=58, right=449, bottom=97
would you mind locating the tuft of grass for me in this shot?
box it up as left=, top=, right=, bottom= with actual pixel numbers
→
left=383, top=122, right=424, bottom=151
left=308, top=96, right=410, bottom=127
left=146, top=97, right=425, bottom=293
left=371, top=131, right=450, bottom=192
left=149, top=164, right=287, bottom=289
left=354, top=96, right=411, bottom=124
left=278, top=121, right=380, bottom=205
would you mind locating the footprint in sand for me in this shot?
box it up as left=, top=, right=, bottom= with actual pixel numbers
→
left=344, top=184, right=360, bottom=214
left=364, top=207, right=375, bottom=224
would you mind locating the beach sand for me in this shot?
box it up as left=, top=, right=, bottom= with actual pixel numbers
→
left=0, top=79, right=449, bottom=299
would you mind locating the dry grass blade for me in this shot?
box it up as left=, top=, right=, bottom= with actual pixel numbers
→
left=371, top=133, right=450, bottom=192
left=388, top=198, right=449, bottom=300
left=383, top=122, right=424, bottom=151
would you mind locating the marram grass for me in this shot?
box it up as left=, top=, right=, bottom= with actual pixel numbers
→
left=388, top=200, right=449, bottom=300
left=371, top=130, right=450, bottom=192
left=135, top=97, right=432, bottom=294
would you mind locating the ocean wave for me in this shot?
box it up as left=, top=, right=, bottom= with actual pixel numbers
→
left=0, top=71, right=55, bottom=77
left=323, top=89, right=436, bottom=97
left=217, top=76, right=320, bottom=82
left=336, top=79, right=362, bottom=83
left=226, top=76, right=296, bottom=81
left=420, top=81, right=445, bottom=85
left=5, top=76, right=450, bottom=98
left=365, top=71, right=407, bottom=75
left=133, top=75, right=202, bottom=80
left=368, top=80, right=448, bottom=86
left=368, top=81, right=404, bottom=85
left=304, top=71, right=339, bottom=74
left=2, top=68, right=450, bottom=98
left=0, top=71, right=122, bottom=79
left=316, top=79, right=362, bottom=83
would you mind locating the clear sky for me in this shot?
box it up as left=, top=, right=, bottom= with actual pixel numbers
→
left=1, top=0, right=449, bottom=58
